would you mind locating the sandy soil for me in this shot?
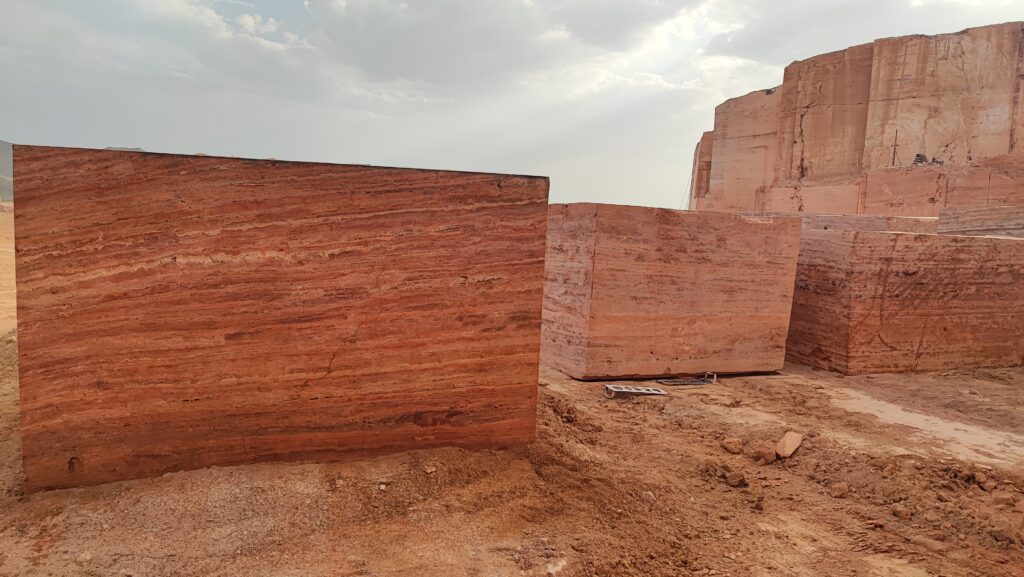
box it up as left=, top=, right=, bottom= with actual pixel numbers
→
left=1, top=335, right=1023, bottom=576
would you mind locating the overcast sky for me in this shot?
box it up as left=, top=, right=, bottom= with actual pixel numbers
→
left=3, top=1, right=1024, bottom=208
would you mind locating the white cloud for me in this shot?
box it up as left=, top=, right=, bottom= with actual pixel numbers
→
left=235, top=13, right=279, bottom=35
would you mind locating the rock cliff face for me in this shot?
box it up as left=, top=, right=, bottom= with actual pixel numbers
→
left=690, top=22, right=1024, bottom=216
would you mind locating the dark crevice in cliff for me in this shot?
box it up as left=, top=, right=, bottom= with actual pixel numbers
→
left=796, top=81, right=824, bottom=181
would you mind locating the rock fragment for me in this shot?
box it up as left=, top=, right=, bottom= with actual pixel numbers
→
left=775, top=431, right=804, bottom=459
left=829, top=482, right=850, bottom=499
left=721, top=438, right=743, bottom=455
left=747, top=443, right=776, bottom=465
left=725, top=472, right=747, bottom=488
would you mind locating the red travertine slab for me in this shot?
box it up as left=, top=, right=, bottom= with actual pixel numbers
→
left=542, top=204, right=801, bottom=379
left=938, top=206, right=1024, bottom=238
left=788, top=230, right=1024, bottom=375
left=740, top=212, right=937, bottom=234
left=14, top=145, right=548, bottom=491
left=688, top=131, right=714, bottom=210
left=705, top=89, right=781, bottom=211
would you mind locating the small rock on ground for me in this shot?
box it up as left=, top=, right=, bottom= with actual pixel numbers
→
left=721, top=438, right=743, bottom=455
left=775, top=431, right=804, bottom=459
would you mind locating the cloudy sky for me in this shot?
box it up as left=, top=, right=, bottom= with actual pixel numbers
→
left=2, top=0, right=1024, bottom=208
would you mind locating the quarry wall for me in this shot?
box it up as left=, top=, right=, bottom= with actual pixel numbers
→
left=689, top=22, right=1024, bottom=217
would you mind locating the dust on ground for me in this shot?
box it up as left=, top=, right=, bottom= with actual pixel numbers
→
left=1, top=335, right=1023, bottom=576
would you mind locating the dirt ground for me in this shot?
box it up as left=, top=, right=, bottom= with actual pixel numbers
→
left=1, top=320, right=1023, bottom=577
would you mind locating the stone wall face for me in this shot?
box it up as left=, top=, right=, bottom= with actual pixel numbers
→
left=787, top=230, right=1024, bottom=375
left=740, top=212, right=938, bottom=234
left=776, top=43, right=874, bottom=184
left=690, top=22, right=1024, bottom=217
left=688, top=131, right=714, bottom=210
left=14, top=146, right=548, bottom=491
left=542, top=204, right=800, bottom=379
left=706, top=89, right=781, bottom=211
left=938, top=206, right=1024, bottom=237
left=863, top=24, right=1024, bottom=171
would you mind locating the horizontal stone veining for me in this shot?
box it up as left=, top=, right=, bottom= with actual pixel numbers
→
left=542, top=203, right=801, bottom=379
left=14, top=145, right=549, bottom=491
left=788, top=230, right=1024, bottom=374
left=690, top=22, right=1024, bottom=217
left=938, top=206, right=1024, bottom=238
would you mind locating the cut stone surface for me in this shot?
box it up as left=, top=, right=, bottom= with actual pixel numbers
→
left=862, top=24, right=1024, bottom=171
left=688, top=131, right=714, bottom=211
left=756, top=184, right=862, bottom=215
left=705, top=88, right=781, bottom=212
left=787, top=230, right=1024, bottom=375
left=938, top=206, right=1024, bottom=238
left=776, top=43, right=873, bottom=184
left=740, top=212, right=937, bottom=234
left=14, top=145, right=549, bottom=491
left=541, top=204, right=800, bottom=379
left=688, top=22, right=1024, bottom=217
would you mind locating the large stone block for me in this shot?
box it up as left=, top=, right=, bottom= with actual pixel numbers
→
left=788, top=230, right=1024, bottom=374
left=14, top=146, right=548, bottom=491
left=542, top=204, right=800, bottom=379
left=938, top=206, right=1024, bottom=238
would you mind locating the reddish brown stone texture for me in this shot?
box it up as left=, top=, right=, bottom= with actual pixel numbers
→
left=788, top=230, right=1024, bottom=375
left=705, top=88, right=781, bottom=212
left=542, top=204, right=800, bottom=379
left=14, top=145, right=548, bottom=491
left=690, top=22, right=1024, bottom=217
left=688, top=131, right=714, bottom=210
left=938, top=206, right=1024, bottom=238
left=756, top=184, right=862, bottom=214
left=741, top=212, right=938, bottom=234
left=863, top=24, right=1024, bottom=171
left=776, top=43, right=873, bottom=184
left=861, top=168, right=947, bottom=217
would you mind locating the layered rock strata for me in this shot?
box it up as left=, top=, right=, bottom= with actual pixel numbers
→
left=938, top=206, right=1024, bottom=238
left=690, top=23, right=1024, bottom=217
left=542, top=204, right=800, bottom=379
left=787, top=230, right=1024, bottom=374
left=14, top=145, right=549, bottom=491
left=739, top=212, right=937, bottom=234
